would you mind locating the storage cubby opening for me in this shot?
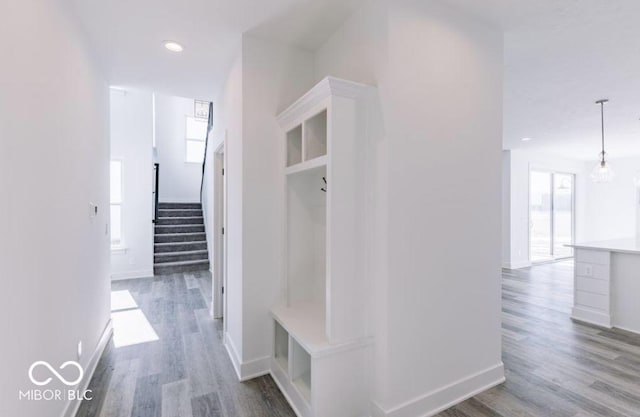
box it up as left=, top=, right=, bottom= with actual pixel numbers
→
left=304, top=110, right=327, bottom=160
left=291, top=339, right=312, bottom=402
left=287, top=125, right=303, bottom=167
left=274, top=321, right=289, bottom=372
left=286, top=165, right=327, bottom=309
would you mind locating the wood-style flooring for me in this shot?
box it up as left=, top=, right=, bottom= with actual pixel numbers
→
left=75, top=271, right=295, bottom=417
left=439, top=260, right=640, bottom=417
left=78, top=262, right=640, bottom=417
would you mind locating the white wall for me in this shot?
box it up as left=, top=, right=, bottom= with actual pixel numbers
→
left=240, top=35, right=315, bottom=366
left=155, top=94, right=202, bottom=203
left=215, top=1, right=505, bottom=413
left=0, top=0, right=111, bottom=415
left=211, top=36, right=315, bottom=378
left=211, top=52, right=245, bottom=364
left=584, top=156, right=640, bottom=241
left=315, top=0, right=505, bottom=413
left=503, top=149, right=589, bottom=268
left=502, top=151, right=512, bottom=267
left=110, top=88, right=154, bottom=280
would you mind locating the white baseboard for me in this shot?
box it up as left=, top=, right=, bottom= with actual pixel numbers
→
left=502, top=260, right=531, bottom=270
left=572, top=307, right=612, bottom=328
left=223, top=332, right=270, bottom=382
left=110, top=269, right=154, bottom=281
left=224, top=332, right=243, bottom=381
left=61, top=319, right=113, bottom=417
left=612, top=324, right=640, bottom=335
left=372, top=362, right=505, bottom=417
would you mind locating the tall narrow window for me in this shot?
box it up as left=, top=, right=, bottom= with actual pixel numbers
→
left=110, top=161, right=123, bottom=247
left=185, top=116, right=207, bottom=163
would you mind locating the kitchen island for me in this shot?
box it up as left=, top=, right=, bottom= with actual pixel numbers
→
left=568, top=239, right=640, bottom=333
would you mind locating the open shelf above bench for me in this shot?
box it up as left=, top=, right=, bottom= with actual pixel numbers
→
left=285, top=155, right=327, bottom=176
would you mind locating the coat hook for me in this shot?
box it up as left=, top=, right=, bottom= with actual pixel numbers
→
left=321, top=176, right=327, bottom=193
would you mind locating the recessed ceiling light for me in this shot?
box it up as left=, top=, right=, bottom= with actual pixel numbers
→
left=521, top=137, right=532, bottom=142
left=163, top=41, right=184, bottom=53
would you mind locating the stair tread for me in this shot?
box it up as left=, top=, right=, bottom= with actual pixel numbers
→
left=153, top=259, right=210, bottom=267
left=156, top=232, right=205, bottom=236
left=155, top=250, right=208, bottom=256
left=155, top=224, right=203, bottom=227
left=154, top=240, right=205, bottom=246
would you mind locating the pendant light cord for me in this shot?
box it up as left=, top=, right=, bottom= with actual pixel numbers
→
left=600, top=101, right=605, bottom=164
left=596, top=99, right=608, bottom=166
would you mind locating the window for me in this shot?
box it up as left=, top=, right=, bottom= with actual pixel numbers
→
left=110, top=160, right=123, bottom=247
left=185, top=116, right=207, bottom=163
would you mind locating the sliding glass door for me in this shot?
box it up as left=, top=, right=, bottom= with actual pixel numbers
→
left=529, top=170, right=575, bottom=263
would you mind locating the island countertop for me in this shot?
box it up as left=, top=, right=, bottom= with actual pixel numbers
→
left=568, top=238, right=640, bottom=255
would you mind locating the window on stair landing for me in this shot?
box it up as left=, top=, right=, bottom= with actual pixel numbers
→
left=185, top=116, right=207, bottom=163
left=110, top=160, right=123, bottom=247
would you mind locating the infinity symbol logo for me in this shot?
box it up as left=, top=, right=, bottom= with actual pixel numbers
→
left=28, top=361, right=84, bottom=386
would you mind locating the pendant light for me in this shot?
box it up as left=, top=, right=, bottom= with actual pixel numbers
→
left=591, top=99, right=615, bottom=183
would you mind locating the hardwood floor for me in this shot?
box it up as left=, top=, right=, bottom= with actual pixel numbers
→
left=439, top=260, right=640, bottom=417
left=76, top=271, right=295, bottom=417
left=79, top=262, right=640, bottom=417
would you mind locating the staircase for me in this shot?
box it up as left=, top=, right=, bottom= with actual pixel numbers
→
left=154, top=202, right=210, bottom=275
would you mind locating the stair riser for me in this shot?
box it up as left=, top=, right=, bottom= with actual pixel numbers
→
left=154, top=242, right=207, bottom=253
left=159, top=210, right=202, bottom=217
left=155, top=225, right=205, bottom=234
left=156, top=217, right=204, bottom=226
left=158, top=203, right=201, bottom=210
left=155, top=252, right=208, bottom=264
left=154, top=262, right=210, bottom=275
left=154, top=234, right=206, bottom=244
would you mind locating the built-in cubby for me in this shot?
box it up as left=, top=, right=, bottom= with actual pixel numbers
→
left=304, top=110, right=327, bottom=160
left=291, top=340, right=312, bottom=402
left=287, top=125, right=302, bottom=167
left=272, top=77, right=374, bottom=417
left=274, top=321, right=289, bottom=372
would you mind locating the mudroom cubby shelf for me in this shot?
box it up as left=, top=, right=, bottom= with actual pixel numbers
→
left=286, top=125, right=303, bottom=167
left=270, top=305, right=372, bottom=417
left=271, top=76, right=375, bottom=417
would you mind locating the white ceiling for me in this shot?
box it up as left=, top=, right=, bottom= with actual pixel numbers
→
left=71, top=0, right=640, bottom=160
left=443, top=0, right=640, bottom=160
left=69, top=0, right=360, bottom=101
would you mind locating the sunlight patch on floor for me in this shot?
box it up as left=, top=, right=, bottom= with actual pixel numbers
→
left=110, top=290, right=159, bottom=348
left=110, top=290, right=138, bottom=311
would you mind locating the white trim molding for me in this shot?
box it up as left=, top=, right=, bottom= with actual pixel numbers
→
left=276, top=76, right=374, bottom=129
left=572, top=307, right=612, bottom=328
left=224, top=332, right=270, bottom=382
left=372, top=362, right=505, bottom=417
left=61, top=319, right=113, bottom=417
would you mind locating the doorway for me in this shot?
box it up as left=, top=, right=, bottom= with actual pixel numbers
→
left=211, top=139, right=226, bottom=321
left=529, top=170, right=575, bottom=263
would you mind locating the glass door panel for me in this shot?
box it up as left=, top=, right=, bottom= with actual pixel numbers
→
left=553, top=174, right=574, bottom=258
left=530, top=171, right=553, bottom=262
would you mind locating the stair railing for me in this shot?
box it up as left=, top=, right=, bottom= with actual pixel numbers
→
left=200, top=102, right=214, bottom=204
left=153, top=163, right=159, bottom=223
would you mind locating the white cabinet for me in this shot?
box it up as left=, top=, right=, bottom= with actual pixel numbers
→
left=271, top=77, right=374, bottom=417
left=572, top=248, right=612, bottom=328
